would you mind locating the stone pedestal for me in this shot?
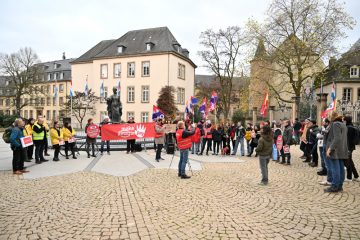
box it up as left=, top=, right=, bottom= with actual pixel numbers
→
left=316, top=93, right=328, bottom=126
left=252, top=107, right=258, bottom=125
left=269, top=106, right=275, bottom=123
left=291, top=96, right=301, bottom=122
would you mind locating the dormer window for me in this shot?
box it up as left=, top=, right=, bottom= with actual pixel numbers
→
left=54, top=63, right=60, bottom=69
left=146, top=43, right=151, bottom=51
left=117, top=45, right=126, bottom=54
left=350, top=66, right=359, bottom=78
left=173, top=42, right=181, bottom=53
left=146, top=42, right=154, bottom=51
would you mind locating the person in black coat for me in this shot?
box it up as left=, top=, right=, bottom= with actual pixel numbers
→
left=212, top=125, right=223, bottom=155
left=343, top=115, right=359, bottom=181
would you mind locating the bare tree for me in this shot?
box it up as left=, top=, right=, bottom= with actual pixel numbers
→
left=248, top=0, right=355, bottom=118
left=198, top=26, right=246, bottom=120
left=0, top=47, right=43, bottom=115
left=63, top=89, right=99, bottom=129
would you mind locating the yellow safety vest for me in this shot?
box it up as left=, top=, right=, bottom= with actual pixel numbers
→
left=32, top=123, right=45, bottom=140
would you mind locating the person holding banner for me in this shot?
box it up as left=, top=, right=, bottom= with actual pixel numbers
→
left=24, top=118, right=35, bottom=161
left=176, top=121, right=195, bottom=179
left=10, top=118, right=29, bottom=175
left=50, top=121, right=63, bottom=161
left=62, top=122, right=77, bottom=159
left=154, top=118, right=165, bottom=162
left=126, top=117, right=136, bottom=154
left=100, top=116, right=111, bottom=155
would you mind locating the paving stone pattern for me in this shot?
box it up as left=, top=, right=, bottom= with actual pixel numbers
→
left=0, top=147, right=360, bottom=239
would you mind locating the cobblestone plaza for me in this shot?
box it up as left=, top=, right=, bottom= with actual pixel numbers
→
left=0, top=143, right=359, bottom=240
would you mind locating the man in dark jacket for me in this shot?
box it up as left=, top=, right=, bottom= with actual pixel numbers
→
left=281, top=120, right=293, bottom=165
left=10, top=118, right=29, bottom=175
left=325, top=112, right=348, bottom=193
left=293, top=118, right=302, bottom=144
left=306, top=120, right=320, bottom=167
left=343, top=115, right=359, bottom=181
left=32, top=116, right=48, bottom=164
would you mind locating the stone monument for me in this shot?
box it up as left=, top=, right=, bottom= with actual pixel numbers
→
left=106, top=87, right=122, bottom=123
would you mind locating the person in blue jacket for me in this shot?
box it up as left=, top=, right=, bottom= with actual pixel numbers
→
left=10, top=118, right=29, bottom=175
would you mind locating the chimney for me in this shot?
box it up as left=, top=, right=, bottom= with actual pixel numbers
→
left=329, top=57, right=336, bottom=68
left=62, top=52, right=66, bottom=60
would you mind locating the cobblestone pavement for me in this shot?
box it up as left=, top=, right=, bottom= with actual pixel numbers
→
left=0, top=147, right=360, bottom=240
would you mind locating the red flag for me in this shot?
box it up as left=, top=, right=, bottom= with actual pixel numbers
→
left=260, top=93, right=269, bottom=117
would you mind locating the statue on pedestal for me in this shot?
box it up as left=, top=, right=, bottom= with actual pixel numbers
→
left=106, top=87, right=122, bottom=123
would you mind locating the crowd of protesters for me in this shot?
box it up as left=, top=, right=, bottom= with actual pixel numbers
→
left=7, top=111, right=360, bottom=192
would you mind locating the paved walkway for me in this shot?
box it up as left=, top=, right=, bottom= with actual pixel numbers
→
left=0, top=140, right=360, bottom=239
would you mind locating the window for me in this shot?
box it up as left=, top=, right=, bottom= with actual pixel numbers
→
left=343, top=88, right=352, bottom=102
left=350, top=66, right=359, bottom=78
left=59, top=110, right=65, bottom=118
left=141, top=112, right=149, bottom=123
left=0, top=99, right=3, bottom=106
left=53, top=97, right=57, bottom=106
left=59, top=84, right=64, bottom=93
left=53, top=85, right=56, bottom=93
left=128, top=62, right=135, bottom=77
left=48, top=73, right=51, bottom=81
left=25, top=98, right=29, bottom=105
left=20, top=110, right=23, bottom=117
left=178, top=63, right=185, bottom=79
left=5, top=99, right=10, bottom=106
left=127, top=112, right=135, bottom=121
left=12, top=110, right=16, bottom=116
left=41, top=98, right=45, bottom=106
left=142, top=61, right=150, bottom=77
left=46, top=110, right=51, bottom=120
left=141, top=86, right=150, bottom=103
left=5, top=81, right=9, bottom=86
left=0, top=89, right=2, bottom=94
left=100, top=64, right=108, bottom=78
left=30, top=110, right=33, bottom=118
left=46, top=97, right=51, bottom=106
left=20, top=99, right=23, bottom=105
left=127, top=87, right=135, bottom=103
left=60, top=72, right=64, bottom=79
left=101, top=87, right=108, bottom=103
left=114, top=63, right=121, bottom=78
left=35, top=98, right=40, bottom=106
left=146, top=43, right=152, bottom=51
left=54, top=72, right=59, bottom=80
left=53, top=110, right=57, bottom=120
left=54, top=63, right=58, bottom=69
left=117, top=46, right=124, bottom=54
left=24, top=110, right=28, bottom=119
left=358, top=88, right=360, bottom=101
left=59, top=97, right=64, bottom=105
left=177, top=88, right=185, bottom=104
left=5, top=110, right=10, bottom=116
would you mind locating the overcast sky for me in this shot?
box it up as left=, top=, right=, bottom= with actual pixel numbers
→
left=1, top=0, right=359, bottom=74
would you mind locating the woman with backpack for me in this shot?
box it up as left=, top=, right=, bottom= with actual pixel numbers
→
left=248, top=125, right=261, bottom=157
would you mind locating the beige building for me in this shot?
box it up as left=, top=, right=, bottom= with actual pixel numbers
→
left=71, top=27, right=196, bottom=125
left=249, top=38, right=324, bottom=122
left=0, top=57, right=73, bottom=123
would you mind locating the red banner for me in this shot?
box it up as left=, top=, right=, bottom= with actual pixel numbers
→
left=101, top=122, right=156, bottom=140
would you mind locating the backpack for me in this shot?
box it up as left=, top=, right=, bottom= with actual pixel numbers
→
left=350, top=126, right=360, bottom=145
left=245, top=131, right=252, bottom=141
left=2, top=126, right=14, bottom=144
